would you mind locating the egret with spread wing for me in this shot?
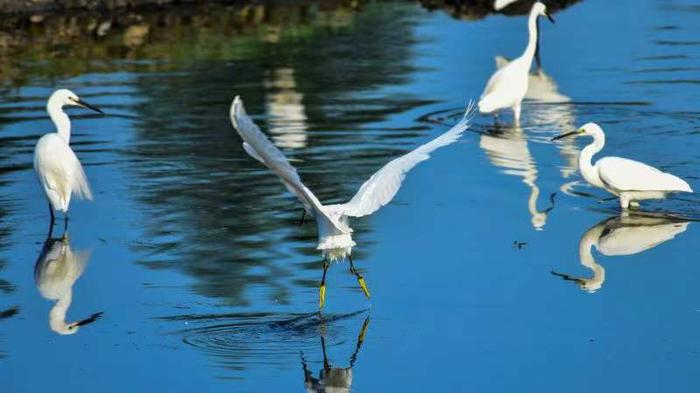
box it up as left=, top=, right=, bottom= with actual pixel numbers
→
left=34, top=89, right=104, bottom=232
left=230, top=96, right=474, bottom=308
left=552, top=123, right=693, bottom=209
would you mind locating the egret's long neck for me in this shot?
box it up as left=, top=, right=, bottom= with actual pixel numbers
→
left=48, top=100, right=71, bottom=144
left=578, top=225, right=606, bottom=292
left=578, top=131, right=606, bottom=189
left=520, top=10, right=539, bottom=66
left=49, top=289, right=72, bottom=334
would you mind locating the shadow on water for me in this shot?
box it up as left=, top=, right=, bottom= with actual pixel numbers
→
left=160, top=309, right=369, bottom=375
left=552, top=213, right=691, bottom=293
left=34, top=233, right=103, bottom=335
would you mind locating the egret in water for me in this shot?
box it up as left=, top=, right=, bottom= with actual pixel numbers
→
left=34, top=233, right=102, bottom=335
left=552, top=123, right=693, bottom=209
left=34, top=89, right=103, bottom=231
left=552, top=214, right=689, bottom=292
left=478, top=2, right=554, bottom=123
left=231, top=96, right=474, bottom=308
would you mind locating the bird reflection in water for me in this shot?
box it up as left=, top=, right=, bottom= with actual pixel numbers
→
left=34, top=233, right=102, bottom=335
left=301, top=316, right=370, bottom=393
left=552, top=214, right=690, bottom=292
left=480, top=122, right=555, bottom=230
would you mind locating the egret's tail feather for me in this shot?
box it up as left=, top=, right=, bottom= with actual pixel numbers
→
left=72, top=160, right=93, bottom=201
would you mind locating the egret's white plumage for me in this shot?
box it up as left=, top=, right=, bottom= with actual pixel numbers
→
left=34, top=235, right=98, bottom=335
left=231, top=96, right=474, bottom=306
left=553, top=215, right=689, bottom=293
left=478, top=2, right=554, bottom=122
left=33, top=89, right=103, bottom=224
left=553, top=123, right=692, bottom=209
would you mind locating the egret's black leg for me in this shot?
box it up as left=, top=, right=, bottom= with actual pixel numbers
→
left=63, top=214, right=69, bottom=233
left=535, top=18, right=542, bottom=71
left=320, top=335, right=330, bottom=370
left=299, top=211, right=306, bottom=226
left=348, top=255, right=370, bottom=298
left=349, top=316, right=370, bottom=367
left=47, top=204, right=55, bottom=238
left=319, top=259, right=329, bottom=309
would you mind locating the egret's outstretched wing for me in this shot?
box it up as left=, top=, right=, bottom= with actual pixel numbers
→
left=341, top=102, right=475, bottom=218
left=598, top=157, right=692, bottom=193
left=230, top=96, right=349, bottom=233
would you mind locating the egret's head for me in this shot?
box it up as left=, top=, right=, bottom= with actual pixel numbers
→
left=49, top=89, right=104, bottom=114
left=552, top=122, right=603, bottom=141
left=533, top=2, right=555, bottom=23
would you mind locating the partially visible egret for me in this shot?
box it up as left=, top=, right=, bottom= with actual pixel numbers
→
left=552, top=123, right=693, bottom=209
left=230, top=96, right=474, bottom=308
left=552, top=214, right=689, bottom=292
left=34, top=89, right=104, bottom=231
left=34, top=233, right=102, bottom=335
left=478, top=2, right=554, bottom=123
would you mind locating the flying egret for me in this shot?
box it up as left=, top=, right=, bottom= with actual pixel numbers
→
left=552, top=214, right=689, bottom=292
left=34, top=89, right=103, bottom=231
left=552, top=123, right=693, bottom=209
left=478, top=2, right=554, bottom=123
left=230, top=96, right=474, bottom=308
left=34, top=233, right=102, bottom=335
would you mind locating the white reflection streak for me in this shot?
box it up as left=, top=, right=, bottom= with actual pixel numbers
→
left=264, top=68, right=309, bottom=149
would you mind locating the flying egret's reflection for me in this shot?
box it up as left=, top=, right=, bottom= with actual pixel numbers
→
left=552, top=214, right=690, bottom=292
left=34, top=233, right=102, bottom=335
left=264, top=67, right=309, bottom=149
left=480, top=122, right=554, bottom=229
left=301, top=316, right=370, bottom=393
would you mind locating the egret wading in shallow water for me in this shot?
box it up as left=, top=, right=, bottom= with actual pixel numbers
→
left=552, top=123, right=693, bottom=209
left=231, top=96, right=474, bottom=308
left=478, top=2, right=554, bottom=123
left=34, top=89, right=103, bottom=233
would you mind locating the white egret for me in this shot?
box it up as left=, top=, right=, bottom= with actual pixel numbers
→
left=34, top=89, right=103, bottom=230
left=478, top=2, right=554, bottom=123
left=552, top=215, right=689, bottom=292
left=34, top=234, right=102, bottom=335
left=230, top=96, right=474, bottom=308
left=552, top=123, right=693, bottom=209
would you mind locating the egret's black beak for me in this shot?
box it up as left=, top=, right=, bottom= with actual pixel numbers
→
left=75, top=98, right=104, bottom=115
left=73, top=312, right=104, bottom=327
left=552, top=130, right=578, bottom=141
left=545, top=12, right=555, bottom=24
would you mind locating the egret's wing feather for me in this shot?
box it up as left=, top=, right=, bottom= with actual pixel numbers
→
left=230, top=96, right=349, bottom=233
left=598, top=157, right=692, bottom=192
left=341, top=102, right=475, bottom=218
left=34, top=135, right=92, bottom=202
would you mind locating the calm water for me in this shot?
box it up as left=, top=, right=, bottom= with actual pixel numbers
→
left=2, top=1, right=700, bottom=391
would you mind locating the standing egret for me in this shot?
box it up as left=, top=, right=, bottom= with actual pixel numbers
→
left=231, top=96, right=474, bottom=308
left=34, top=89, right=103, bottom=231
left=552, top=123, right=693, bottom=209
left=478, top=2, right=554, bottom=123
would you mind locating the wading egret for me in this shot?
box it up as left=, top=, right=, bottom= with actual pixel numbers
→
left=552, top=123, right=693, bottom=209
left=478, top=2, right=554, bottom=123
left=552, top=214, right=689, bottom=292
left=231, top=96, right=474, bottom=308
left=34, top=233, right=102, bottom=335
left=34, top=89, right=103, bottom=230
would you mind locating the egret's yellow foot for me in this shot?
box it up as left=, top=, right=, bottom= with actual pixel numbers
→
left=319, top=284, right=326, bottom=309
left=357, top=276, right=370, bottom=298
